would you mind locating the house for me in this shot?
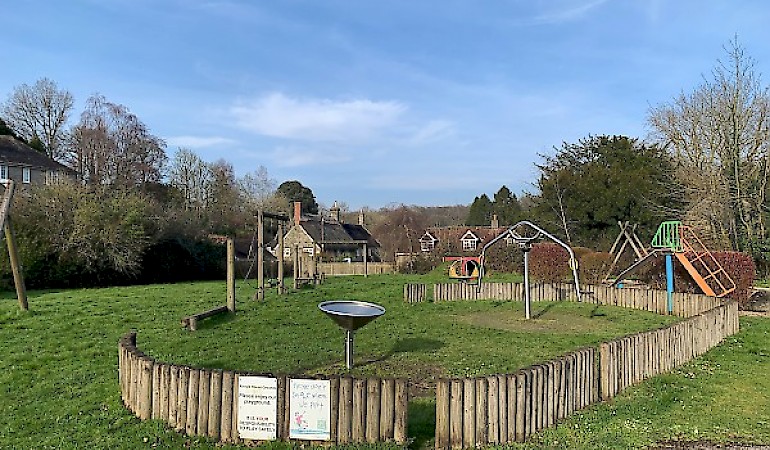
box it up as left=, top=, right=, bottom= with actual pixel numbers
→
left=419, top=215, right=514, bottom=254
left=280, top=201, right=381, bottom=262
left=0, top=136, right=75, bottom=185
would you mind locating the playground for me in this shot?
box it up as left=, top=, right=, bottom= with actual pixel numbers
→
left=1, top=214, right=768, bottom=449
left=2, top=272, right=769, bottom=449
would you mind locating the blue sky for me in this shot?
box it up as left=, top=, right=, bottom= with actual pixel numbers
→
left=2, top=1, right=769, bottom=209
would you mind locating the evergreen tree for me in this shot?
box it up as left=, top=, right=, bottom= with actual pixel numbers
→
left=466, top=194, right=493, bottom=226
left=493, top=185, right=522, bottom=226
left=276, top=180, right=319, bottom=215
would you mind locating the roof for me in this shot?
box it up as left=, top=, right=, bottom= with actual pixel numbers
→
left=423, top=225, right=510, bottom=247
left=0, top=136, right=73, bottom=172
left=299, top=218, right=380, bottom=248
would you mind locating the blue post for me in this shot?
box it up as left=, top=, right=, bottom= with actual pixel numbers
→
left=665, top=253, right=674, bottom=314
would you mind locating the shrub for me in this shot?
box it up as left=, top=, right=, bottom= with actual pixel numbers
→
left=529, top=243, right=570, bottom=283
left=484, top=243, right=523, bottom=274
left=578, top=250, right=612, bottom=284
left=712, top=251, right=755, bottom=305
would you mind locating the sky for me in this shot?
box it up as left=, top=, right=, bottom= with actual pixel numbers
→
left=2, top=1, right=770, bottom=209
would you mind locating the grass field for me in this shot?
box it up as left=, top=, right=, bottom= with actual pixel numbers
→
left=0, top=274, right=768, bottom=449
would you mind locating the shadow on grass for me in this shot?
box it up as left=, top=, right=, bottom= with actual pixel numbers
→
left=589, top=304, right=607, bottom=318
left=532, top=302, right=555, bottom=319
left=357, top=337, right=445, bottom=368
left=186, top=310, right=237, bottom=331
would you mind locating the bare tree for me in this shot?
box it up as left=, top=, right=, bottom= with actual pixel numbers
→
left=69, top=94, right=166, bottom=187
left=2, top=78, right=74, bottom=160
left=648, top=39, right=770, bottom=252
left=168, top=147, right=212, bottom=213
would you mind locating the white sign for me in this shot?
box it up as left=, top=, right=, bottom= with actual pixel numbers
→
left=289, top=378, right=331, bottom=441
left=238, top=376, right=278, bottom=441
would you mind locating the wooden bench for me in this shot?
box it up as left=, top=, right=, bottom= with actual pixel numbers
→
left=295, top=273, right=325, bottom=287
left=181, top=305, right=229, bottom=331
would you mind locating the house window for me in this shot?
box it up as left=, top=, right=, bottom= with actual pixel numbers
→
left=22, top=167, right=31, bottom=184
left=302, top=246, right=315, bottom=256
left=460, top=230, right=479, bottom=251
left=0, top=165, right=7, bottom=181
left=420, top=240, right=435, bottom=252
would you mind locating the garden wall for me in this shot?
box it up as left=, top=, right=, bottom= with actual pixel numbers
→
left=319, top=262, right=395, bottom=276
left=404, top=282, right=724, bottom=317
left=118, top=332, right=408, bottom=446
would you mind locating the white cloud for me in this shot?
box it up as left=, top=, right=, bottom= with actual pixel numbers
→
left=531, top=0, right=611, bottom=25
left=269, top=146, right=351, bottom=168
left=405, top=120, right=455, bottom=146
left=230, top=92, right=407, bottom=142
left=166, top=135, right=236, bottom=149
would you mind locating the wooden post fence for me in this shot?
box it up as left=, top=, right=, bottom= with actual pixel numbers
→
left=119, top=332, right=408, bottom=446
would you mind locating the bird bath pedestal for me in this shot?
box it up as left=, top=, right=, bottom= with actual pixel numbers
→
left=318, top=300, right=385, bottom=370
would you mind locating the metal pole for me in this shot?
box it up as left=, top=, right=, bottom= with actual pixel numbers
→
left=665, top=253, right=674, bottom=314
left=256, top=210, right=264, bottom=300
left=345, top=329, right=354, bottom=369
left=524, top=247, right=531, bottom=320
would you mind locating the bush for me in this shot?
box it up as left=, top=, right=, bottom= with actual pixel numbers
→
left=578, top=250, right=612, bottom=284
left=712, top=251, right=755, bottom=305
left=529, top=243, right=570, bottom=283
left=484, top=243, right=523, bottom=274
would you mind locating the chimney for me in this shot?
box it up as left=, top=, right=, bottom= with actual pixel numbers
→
left=491, top=214, right=499, bottom=229
left=330, top=201, right=341, bottom=222
left=294, top=201, right=302, bottom=225
left=358, top=209, right=365, bottom=226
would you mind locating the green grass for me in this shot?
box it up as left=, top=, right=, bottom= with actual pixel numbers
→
left=0, top=275, right=767, bottom=449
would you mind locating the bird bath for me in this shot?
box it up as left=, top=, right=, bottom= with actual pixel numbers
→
left=318, top=300, right=385, bottom=370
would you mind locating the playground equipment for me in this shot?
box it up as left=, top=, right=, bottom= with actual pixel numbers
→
left=650, top=221, right=735, bottom=298
left=448, top=256, right=481, bottom=283
left=0, top=181, right=27, bottom=311
left=606, top=221, right=735, bottom=314
left=477, top=221, right=581, bottom=319
left=319, top=300, right=385, bottom=370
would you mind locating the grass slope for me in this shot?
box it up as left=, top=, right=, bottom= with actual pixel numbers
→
left=0, top=275, right=766, bottom=449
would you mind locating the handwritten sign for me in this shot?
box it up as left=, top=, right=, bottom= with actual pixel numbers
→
left=238, top=376, right=278, bottom=441
left=289, top=378, right=331, bottom=440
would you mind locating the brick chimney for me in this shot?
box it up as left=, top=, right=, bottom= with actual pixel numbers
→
left=294, top=201, right=302, bottom=225
left=491, top=214, right=499, bottom=228
left=330, top=201, right=341, bottom=222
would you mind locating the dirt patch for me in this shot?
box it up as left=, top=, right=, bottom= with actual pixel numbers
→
left=457, top=306, right=604, bottom=334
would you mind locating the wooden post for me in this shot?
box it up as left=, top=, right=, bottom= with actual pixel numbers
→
left=5, top=218, right=27, bottom=311
left=197, top=369, right=211, bottom=435
left=436, top=380, right=450, bottom=449
left=363, top=242, right=368, bottom=278
left=226, top=237, right=235, bottom=312
left=293, top=245, right=299, bottom=290
left=380, top=379, right=395, bottom=441
left=256, top=210, right=265, bottom=300
left=394, top=379, right=408, bottom=444
left=449, top=380, right=463, bottom=449
left=208, top=370, right=222, bottom=439
left=338, top=377, right=353, bottom=444
left=366, top=378, right=381, bottom=442
left=186, top=368, right=200, bottom=435
left=221, top=371, right=234, bottom=443
left=176, top=366, right=189, bottom=433
left=277, top=222, right=285, bottom=294
left=353, top=378, right=366, bottom=442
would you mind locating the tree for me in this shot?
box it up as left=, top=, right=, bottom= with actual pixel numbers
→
left=0, top=117, right=20, bottom=138
left=532, top=135, right=679, bottom=248
left=466, top=194, right=493, bottom=226
left=276, top=180, right=318, bottom=214
left=493, top=185, right=522, bottom=226
left=69, top=94, right=167, bottom=187
left=1, top=78, right=73, bottom=159
left=168, top=148, right=212, bottom=213
left=649, top=39, right=770, bottom=258
left=207, top=159, right=243, bottom=234
left=369, top=204, right=429, bottom=258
